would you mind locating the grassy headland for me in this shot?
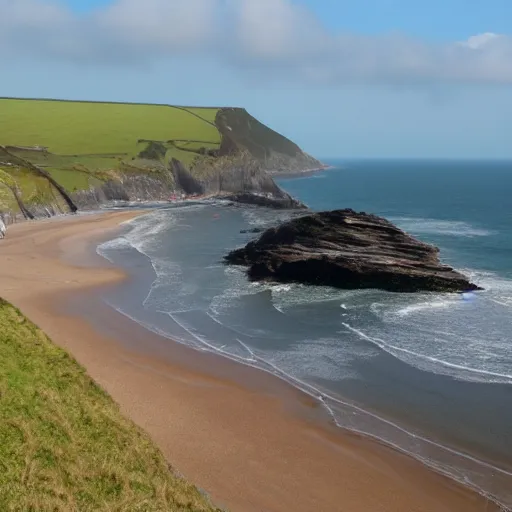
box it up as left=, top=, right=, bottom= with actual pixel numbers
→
left=0, top=298, right=221, bottom=512
left=0, top=97, right=320, bottom=219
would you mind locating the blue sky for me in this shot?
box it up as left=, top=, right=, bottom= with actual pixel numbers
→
left=301, top=0, right=512, bottom=41
left=2, top=0, right=512, bottom=159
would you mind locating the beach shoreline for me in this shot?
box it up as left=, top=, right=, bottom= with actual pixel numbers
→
left=0, top=210, right=501, bottom=512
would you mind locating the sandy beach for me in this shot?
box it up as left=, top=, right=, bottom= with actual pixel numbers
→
left=0, top=211, right=500, bottom=512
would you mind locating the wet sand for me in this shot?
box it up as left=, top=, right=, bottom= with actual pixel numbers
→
left=0, top=211, right=500, bottom=512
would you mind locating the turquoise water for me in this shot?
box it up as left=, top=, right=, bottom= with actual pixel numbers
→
left=98, top=160, right=512, bottom=508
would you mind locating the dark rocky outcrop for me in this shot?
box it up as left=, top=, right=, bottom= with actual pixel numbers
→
left=222, top=192, right=307, bottom=210
left=137, top=141, right=167, bottom=161
left=72, top=173, right=175, bottom=209
left=170, top=158, right=205, bottom=195
left=240, top=227, right=264, bottom=234
left=225, top=209, right=481, bottom=293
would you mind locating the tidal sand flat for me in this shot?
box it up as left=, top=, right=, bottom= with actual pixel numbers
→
left=0, top=210, right=499, bottom=511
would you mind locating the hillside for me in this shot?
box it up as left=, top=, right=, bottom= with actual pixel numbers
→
left=0, top=98, right=320, bottom=220
left=0, top=298, right=221, bottom=511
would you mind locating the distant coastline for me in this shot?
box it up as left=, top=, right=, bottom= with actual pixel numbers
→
left=269, top=163, right=334, bottom=179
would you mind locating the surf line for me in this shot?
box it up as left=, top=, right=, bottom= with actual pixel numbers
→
left=342, top=322, right=512, bottom=383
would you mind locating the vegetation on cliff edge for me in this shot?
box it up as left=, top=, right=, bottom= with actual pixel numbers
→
left=0, top=298, right=221, bottom=512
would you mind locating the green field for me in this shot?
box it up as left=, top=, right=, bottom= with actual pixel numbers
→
left=0, top=298, right=221, bottom=512
left=0, top=99, right=220, bottom=155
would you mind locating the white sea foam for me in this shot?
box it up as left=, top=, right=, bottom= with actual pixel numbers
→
left=203, top=311, right=260, bottom=339
left=271, top=283, right=370, bottom=311
left=342, top=322, right=512, bottom=384
left=241, top=208, right=295, bottom=228
left=102, top=299, right=205, bottom=351
left=395, top=299, right=456, bottom=317
left=268, top=284, right=293, bottom=293
left=167, top=313, right=257, bottom=362
left=97, top=209, right=178, bottom=267
left=361, top=267, right=512, bottom=384
left=458, top=269, right=512, bottom=311
left=96, top=237, right=133, bottom=262
left=389, top=217, right=496, bottom=237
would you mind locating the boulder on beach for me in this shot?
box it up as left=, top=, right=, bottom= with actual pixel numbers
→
left=225, top=209, right=481, bottom=293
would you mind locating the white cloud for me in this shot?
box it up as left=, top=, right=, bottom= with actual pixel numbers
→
left=232, top=0, right=330, bottom=61
left=461, top=32, right=500, bottom=50
left=99, top=0, right=217, bottom=52
left=1, top=0, right=512, bottom=85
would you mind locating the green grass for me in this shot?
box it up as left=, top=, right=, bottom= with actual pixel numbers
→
left=0, top=167, right=58, bottom=210
left=0, top=99, right=221, bottom=156
left=0, top=299, right=222, bottom=512
left=181, top=108, right=219, bottom=124
left=46, top=169, right=95, bottom=193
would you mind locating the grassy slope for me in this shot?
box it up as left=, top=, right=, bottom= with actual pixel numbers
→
left=0, top=299, right=221, bottom=512
left=0, top=166, right=61, bottom=212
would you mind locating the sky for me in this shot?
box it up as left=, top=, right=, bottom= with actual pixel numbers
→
left=1, top=0, right=512, bottom=159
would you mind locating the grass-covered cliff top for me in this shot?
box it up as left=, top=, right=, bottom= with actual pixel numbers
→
left=0, top=98, right=221, bottom=164
left=0, top=298, right=221, bottom=512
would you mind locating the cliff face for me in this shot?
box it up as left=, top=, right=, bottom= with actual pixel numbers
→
left=215, top=108, right=322, bottom=174
left=71, top=153, right=307, bottom=211
left=0, top=99, right=317, bottom=220
left=225, top=209, right=480, bottom=293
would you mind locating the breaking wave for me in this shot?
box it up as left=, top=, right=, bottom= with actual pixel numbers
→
left=389, top=217, right=496, bottom=237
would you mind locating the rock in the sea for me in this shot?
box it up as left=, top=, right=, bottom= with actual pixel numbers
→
left=240, top=227, right=265, bottom=234
left=225, top=209, right=481, bottom=293
left=222, top=192, right=307, bottom=210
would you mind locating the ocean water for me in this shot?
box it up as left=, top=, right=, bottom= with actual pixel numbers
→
left=98, top=160, right=512, bottom=508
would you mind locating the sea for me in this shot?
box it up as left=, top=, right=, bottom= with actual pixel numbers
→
left=97, top=159, right=512, bottom=508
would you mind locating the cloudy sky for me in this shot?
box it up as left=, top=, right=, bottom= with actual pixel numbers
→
left=2, top=0, right=512, bottom=158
